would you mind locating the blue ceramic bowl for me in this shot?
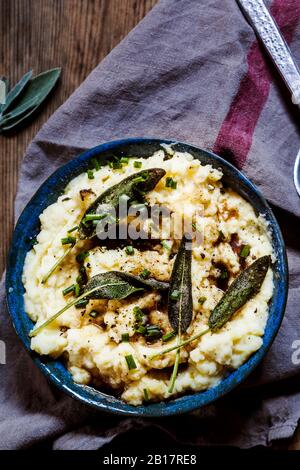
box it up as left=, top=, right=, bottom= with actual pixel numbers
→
left=6, top=138, right=288, bottom=417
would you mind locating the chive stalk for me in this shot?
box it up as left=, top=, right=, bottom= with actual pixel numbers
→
left=125, top=354, right=137, bottom=370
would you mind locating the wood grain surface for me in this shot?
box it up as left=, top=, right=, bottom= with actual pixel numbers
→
left=0, top=0, right=157, bottom=275
left=1, top=0, right=299, bottom=451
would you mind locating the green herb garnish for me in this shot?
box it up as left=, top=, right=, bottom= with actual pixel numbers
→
left=75, top=299, right=89, bottom=309
left=240, top=244, right=250, bottom=258
left=0, top=68, right=61, bottom=133
left=143, top=388, right=150, bottom=402
left=67, top=226, right=79, bottom=233
left=162, top=331, right=176, bottom=342
left=125, top=354, right=137, bottom=370
left=161, top=240, right=171, bottom=251
left=220, top=268, right=229, bottom=280
left=87, top=169, right=94, bottom=179
left=126, top=245, right=134, bottom=255
left=43, top=169, right=166, bottom=282
left=152, top=256, right=271, bottom=359
left=167, top=235, right=193, bottom=392
left=61, top=236, right=76, bottom=246
left=91, top=158, right=100, bottom=171
left=31, top=271, right=169, bottom=337
left=62, top=284, right=75, bottom=296
left=165, top=177, right=177, bottom=189
left=134, top=161, right=142, bottom=168
left=76, top=251, right=89, bottom=263
left=140, top=268, right=151, bottom=279
left=198, top=296, right=206, bottom=304
left=121, top=333, right=130, bottom=342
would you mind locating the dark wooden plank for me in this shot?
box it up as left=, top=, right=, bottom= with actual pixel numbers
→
left=0, top=0, right=157, bottom=275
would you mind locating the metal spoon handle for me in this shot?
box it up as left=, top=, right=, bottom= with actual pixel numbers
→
left=237, top=0, right=300, bottom=105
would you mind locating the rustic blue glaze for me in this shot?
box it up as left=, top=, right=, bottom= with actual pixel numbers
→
left=6, top=138, right=288, bottom=417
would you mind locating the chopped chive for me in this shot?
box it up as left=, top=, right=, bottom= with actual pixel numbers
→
left=170, top=289, right=181, bottom=300
left=145, top=325, right=162, bottom=338
left=121, top=333, right=130, bottom=342
left=89, top=310, right=99, bottom=318
left=84, top=213, right=107, bottom=221
left=109, top=159, right=122, bottom=169
left=62, top=284, right=75, bottom=296
left=161, top=240, right=171, bottom=251
left=87, top=169, right=94, bottom=179
left=120, top=157, right=129, bottom=164
left=61, top=236, right=76, bottom=246
left=198, top=296, right=207, bottom=304
left=162, top=331, right=176, bottom=342
left=135, top=325, right=147, bottom=334
left=125, top=354, right=137, bottom=370
left=91, top=158, right=100, bottom=171
left=140, top=268, right=151, bottom=279
left=240, top=244, right=250, bottom=258
left=74, top=283, right=81, bottom=297
left=76, top=251, right=89, bottom=263
left=134, top=161, right=142, bottom=168
left=133, top=306, right=144, bottom=322
left=165, top=177, right=177, bottom=189
left=125, top=245, right=134, bottom=255
left=75, top=298, right=89, bottom=309
left=220, top=269, right=229, bottom=280
left=67, top=226, right=78, bottom=233
left=143, top=388, right=150, bottom=402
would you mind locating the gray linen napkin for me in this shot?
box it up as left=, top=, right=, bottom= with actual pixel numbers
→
left=1, top=0, right=300, bottom=449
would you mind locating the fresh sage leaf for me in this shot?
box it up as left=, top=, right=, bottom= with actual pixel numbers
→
left=1, top=70, right=32, bottom=114
left=0, top=68, right=61, bottom=132
left=168, top=235, right=193, bottom=333
left=0, top=77, right=9, bottom=113
left=30, top=270, right=166, bottom=337
left=209, top=255, right=271, bottom=331
left=78, top=168, right=166, bottom=239
left=0, top=96, right=39, bottom=127
left=152, top=255, right=271, bottom=359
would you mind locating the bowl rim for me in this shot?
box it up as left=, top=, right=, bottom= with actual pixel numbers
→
left=6, top=137, right=288, bottom=417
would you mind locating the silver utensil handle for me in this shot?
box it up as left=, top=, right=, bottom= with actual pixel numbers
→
left=237, top=0, right=300, bottom=105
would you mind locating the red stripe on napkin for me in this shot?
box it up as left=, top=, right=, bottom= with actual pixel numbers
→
left=213, top=0, right=300, bottom=168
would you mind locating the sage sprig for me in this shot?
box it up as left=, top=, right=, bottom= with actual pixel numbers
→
left=167, top=235, right=193, bottom=393
left=78, top=168, right=166, bottom=239
left=30, top=271, right=169, bottom=337
left=0, top=68, right=61, bottom=132
left=42, top=168, right=166, bottom=283
left=153, top=255, right=271, bottom=360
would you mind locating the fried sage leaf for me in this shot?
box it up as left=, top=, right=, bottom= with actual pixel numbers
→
left=1, top=70, right=32, bottom=114
left=153, top=255, right=271, bottom=358
left=167, top=235, right=193, bottom=393
left=30, top=271, right=167, bottom=337
left=78, top=168, right=166, bottom=239
left=168, top=235, right=193, bottom=333
left=0, top=68, right=61, bottom=131
left=209, top=255, right=271, bottom=331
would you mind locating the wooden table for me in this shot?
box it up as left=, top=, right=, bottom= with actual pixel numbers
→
left=0, top=0, right=157, bottom=275
left=1, top=0, right=299, bottom=451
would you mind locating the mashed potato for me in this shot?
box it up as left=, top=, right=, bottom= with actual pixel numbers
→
left=23, top=149, right=274, bottom=405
